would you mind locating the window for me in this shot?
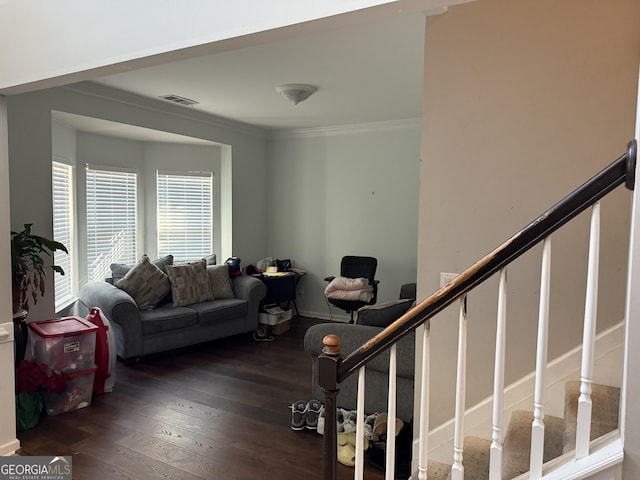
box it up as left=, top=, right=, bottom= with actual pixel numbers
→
left=52, top=161, right=74, bottom=310
left=86, top=166, right=137, bottom=282
left=157, top=171, right=213, bottom=261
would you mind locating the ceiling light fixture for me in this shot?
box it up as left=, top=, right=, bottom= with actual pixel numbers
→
left=276, top=84, right=317, bottom=105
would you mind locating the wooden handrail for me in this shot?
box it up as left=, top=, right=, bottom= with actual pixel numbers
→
left=336, top=140, right=637, bottom=383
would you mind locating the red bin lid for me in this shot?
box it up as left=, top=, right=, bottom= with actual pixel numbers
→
left=28, top=316, right=98, bottom=338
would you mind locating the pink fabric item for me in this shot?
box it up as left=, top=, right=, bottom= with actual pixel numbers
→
left=325, top=276, right=374, bottom=302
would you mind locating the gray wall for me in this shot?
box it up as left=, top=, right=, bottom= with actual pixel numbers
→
left=267, top=122, right=421, bottom=320
left=419, top=0, right=640, bottom=427
left=8, top=85, right=422, bottom=323
left=8, top=85, right=269, bottom=320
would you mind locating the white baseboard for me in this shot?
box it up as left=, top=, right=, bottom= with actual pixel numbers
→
left=0, top=439, right=20, bottom=456
left=425, top=321, right=624, bottom=463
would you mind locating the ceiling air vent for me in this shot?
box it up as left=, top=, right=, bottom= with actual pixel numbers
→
left=158, top=94, right=199, bottom=107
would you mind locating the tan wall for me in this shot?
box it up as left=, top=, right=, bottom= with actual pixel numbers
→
left=419, top=0, right=640, bottom=427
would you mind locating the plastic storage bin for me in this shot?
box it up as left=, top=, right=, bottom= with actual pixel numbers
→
left=258, top=307, right=292, bottom=325
left=43, top=366, right=97, bottom=415
left=258, top=307, right=292, bottom=335
left=28, top=316, right=98, bottom=373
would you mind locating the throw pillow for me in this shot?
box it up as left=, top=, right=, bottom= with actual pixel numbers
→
left=115, top=254, right=171, bottom=310
left=110, top=254, right=173, bottom=283
left=207, top=265, right=235, bottom=299
left=166, top=260, right=214, bottom=307
left=174, top=254, right=217, bottom=266
left=356, top=299, right=414, bottom=328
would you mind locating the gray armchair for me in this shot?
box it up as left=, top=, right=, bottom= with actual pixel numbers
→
left=303, top=283, right=416, bottom=421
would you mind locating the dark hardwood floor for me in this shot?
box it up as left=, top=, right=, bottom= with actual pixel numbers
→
left=17, top=317, right=385, bottom=480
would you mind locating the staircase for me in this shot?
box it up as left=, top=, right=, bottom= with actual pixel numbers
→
left=425, top=382, right=620, bottom=480
left=316, top=140, right=637, bottom=480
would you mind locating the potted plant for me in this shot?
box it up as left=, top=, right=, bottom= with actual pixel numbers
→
left=11, top=223, right=68, bottom=315
left=10, top=224, right=68, bottom=365
left=15, top=359, right=67, bottom=430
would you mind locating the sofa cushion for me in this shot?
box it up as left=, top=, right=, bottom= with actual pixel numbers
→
left=111, top=254, right=174, bottom=283
left=115, top=254, right=171, bottom=310
left=207, top=265, right=235, bottom=299
left=166, top=260, right=214, bottom=307
left=356, top=299, right=413, bottom=328
left=139, top=304, right=198, bottom=335
left=189, top=298, right=248, bottom=325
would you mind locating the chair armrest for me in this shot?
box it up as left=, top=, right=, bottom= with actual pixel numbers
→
left=304, top=322, right=415, bottom=421
left=304, top=323, right=413, bottom=377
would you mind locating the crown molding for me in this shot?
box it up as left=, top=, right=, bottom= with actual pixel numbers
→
left=269, top=118, right=422, bottom=140
left=61, top=82, right=269, bottom=140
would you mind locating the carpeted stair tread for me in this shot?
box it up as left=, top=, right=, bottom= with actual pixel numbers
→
left=501, top=409, right=565, bottom=480
left=444, top=436, right=491, bottom=480
left=563, top=381, right=620, bottom=453
left=420, top=381, right=620, bottom=479
left=427, top=459, right=452, bottom=480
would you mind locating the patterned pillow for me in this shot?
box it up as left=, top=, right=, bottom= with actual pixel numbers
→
left=115, top=255, right=171, bottom=310
left=110, top=255, right=173, bottom=283
left=166, top=260, right=214, bottom=307
left=207, top=265, right=235, bottom=299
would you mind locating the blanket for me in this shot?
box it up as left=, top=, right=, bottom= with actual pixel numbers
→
left=325, top=276, right=374, bottom=302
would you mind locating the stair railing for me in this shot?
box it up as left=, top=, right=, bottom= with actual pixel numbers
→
left=318, top=140, right=637, bottom=480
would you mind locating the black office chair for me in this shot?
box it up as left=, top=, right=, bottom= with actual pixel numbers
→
left=324, top=255, right=379, bottom=323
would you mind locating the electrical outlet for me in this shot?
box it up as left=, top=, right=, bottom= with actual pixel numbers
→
left=440, top=272, right=458, bottom=287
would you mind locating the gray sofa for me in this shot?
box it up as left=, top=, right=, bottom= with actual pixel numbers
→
left=304, top=283, right=417, bottom=421
left=80, top=274, right=266, bottom=362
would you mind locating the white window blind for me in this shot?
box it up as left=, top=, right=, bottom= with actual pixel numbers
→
left=52, top=161, right=74, bottom=310
left=86, top=166, right=137, bottom=282
left=157, top=171, right=213, bottom=261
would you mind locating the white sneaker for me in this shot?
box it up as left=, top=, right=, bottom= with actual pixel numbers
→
left=317, top=407, right=325, bottom=435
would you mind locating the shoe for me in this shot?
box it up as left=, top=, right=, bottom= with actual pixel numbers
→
left=337, top=432, right=370, bottom=467
left=366, top=417, right=413, bottom=479
left=290, top=400, right=308, bottom=431
left=317, top=408, right=325, bottom=435
left=253, top=328, right=275, bottom=342
left=337, top=433, right=356, bottom=466
left=305, top=400, right=323, bottom=430
left=345, top=431, right=369, bottom=451
left=371, top=412, right=404, bottom=441
left=364, top=413, right=378, bottom=440
left=337, top=408, right=346, bottom=433
left=342, top=409, right=357, bottom=434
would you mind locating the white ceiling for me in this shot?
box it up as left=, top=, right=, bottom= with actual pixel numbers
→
left=84, top=12, right=427, bottom=134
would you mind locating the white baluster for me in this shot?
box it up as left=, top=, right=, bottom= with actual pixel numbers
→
left=355, top=366, right=366, bottom=480
left=451, top=296, right=468, bottom=480
left=418, top=322, right=432, bottom=480
left=385, top=344, right=398, bottom=480
left=489, top=269, right=508, bottom=480
left=576, top=202, right=601, bottom=458
left=530, top=237, right=552, bottom=478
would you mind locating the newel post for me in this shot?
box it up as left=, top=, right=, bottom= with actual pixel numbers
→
left=318, top=334, right=342, bottom=480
